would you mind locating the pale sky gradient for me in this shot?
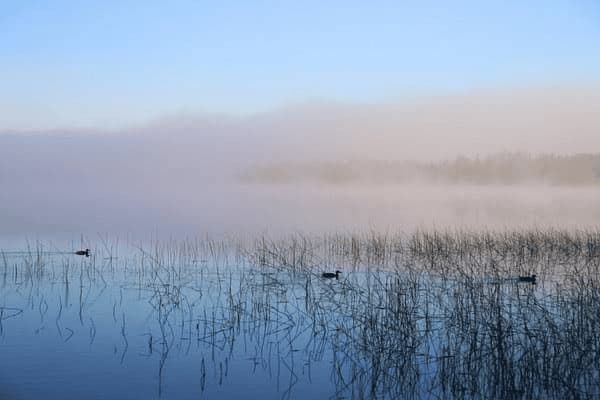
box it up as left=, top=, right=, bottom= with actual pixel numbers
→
left=2, top=0, right=600, bottom=129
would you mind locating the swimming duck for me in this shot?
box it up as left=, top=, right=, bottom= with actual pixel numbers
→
left=322, top=270, right=341, bottom=279
left=75, top=249, right=91, bottom=257
left=518, top=274, right=536, bottom=284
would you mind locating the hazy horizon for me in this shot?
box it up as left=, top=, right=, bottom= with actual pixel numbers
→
left=2, top=85, right=600, bottom=239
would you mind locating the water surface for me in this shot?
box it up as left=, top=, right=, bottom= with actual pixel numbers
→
left=2, top=232, right=600, bottom=399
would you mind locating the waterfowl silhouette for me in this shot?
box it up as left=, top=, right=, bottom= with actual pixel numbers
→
left=518, top=274, right=536, bottom=284
left=75, top=249, right=91, bottom=257
left=322, top=270, right=341, bottom=279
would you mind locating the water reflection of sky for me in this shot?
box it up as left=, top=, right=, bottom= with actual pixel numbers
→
left=1, top=236, right=600, bottom=399
left=0, top=257, right=341, bottom=399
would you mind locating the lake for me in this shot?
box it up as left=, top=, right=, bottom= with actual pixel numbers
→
left=1, top=231, right=600, bottom=399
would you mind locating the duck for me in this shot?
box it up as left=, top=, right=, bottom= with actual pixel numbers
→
left=518, top=274, right=536, bottom=284
left=75, top=249, right=91, bottom=257
left=322, top=270, right=341, bottom=279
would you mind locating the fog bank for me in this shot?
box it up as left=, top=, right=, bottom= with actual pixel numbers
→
left=2, top=85, right=600, bottom=238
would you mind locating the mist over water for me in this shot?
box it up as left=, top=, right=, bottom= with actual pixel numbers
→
left=4, top=3, right=600, bottom=398
left=2, top=86, right=600, bottom=240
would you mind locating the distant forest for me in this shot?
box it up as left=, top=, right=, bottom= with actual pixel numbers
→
left=242, top=153, right=600, bottom=185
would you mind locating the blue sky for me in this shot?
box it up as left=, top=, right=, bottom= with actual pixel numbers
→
left=1, top=0, right=599, bottom=129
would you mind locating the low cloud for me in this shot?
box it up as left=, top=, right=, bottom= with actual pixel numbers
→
left=2, top=85, right=600, bottom=238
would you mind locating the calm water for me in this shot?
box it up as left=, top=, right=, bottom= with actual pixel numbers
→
left=0, top=245, right=352, bottom=400
left=1, top=233, right=600, bottom=399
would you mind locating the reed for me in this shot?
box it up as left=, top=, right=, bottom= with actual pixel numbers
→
left=2, top=229, right=600, bottom=399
